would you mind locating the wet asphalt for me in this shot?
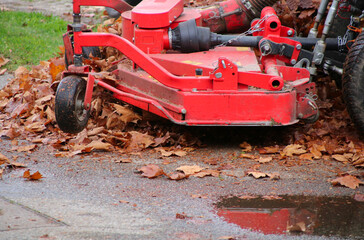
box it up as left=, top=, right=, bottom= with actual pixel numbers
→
left=0, top=135, right=363, bottom=240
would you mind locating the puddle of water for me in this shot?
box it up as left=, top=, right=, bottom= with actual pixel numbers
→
left=216, top=195, right=364, bottom=238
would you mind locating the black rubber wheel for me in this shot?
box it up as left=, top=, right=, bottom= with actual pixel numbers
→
left=342, top=31, right=364, bottom=133
left=55, top=75, right=90, bottom=134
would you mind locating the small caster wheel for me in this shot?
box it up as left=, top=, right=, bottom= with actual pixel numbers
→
left=55, top=75, right=90, bottom=133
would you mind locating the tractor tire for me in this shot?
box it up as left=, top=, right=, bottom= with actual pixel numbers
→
left=342, top=31, right=364, bottom=133
left=55, top=75, right=90, bottom=134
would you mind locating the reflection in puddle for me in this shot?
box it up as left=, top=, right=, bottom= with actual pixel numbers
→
left=216, top=195, right=364, bottom=237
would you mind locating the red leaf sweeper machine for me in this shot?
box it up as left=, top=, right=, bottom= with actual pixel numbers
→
left=56, top=0, right=321, bottom=133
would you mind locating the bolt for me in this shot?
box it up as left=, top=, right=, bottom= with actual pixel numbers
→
left=296, top=44, right=302, bottom=50
left=308, top=101, right=317, bottom=110
left=221, top=60, right=226, bottom=68
left=298, top=113, right=303, bottom=118
left=314, top=58, right=321, bottom=65
left=181, top=109, right=187, bottom=114
left=291, top=59, right=297, bottom=65
left=215, top=72, right=223, bottom=78
left=287, top=30, right=293, bottom=36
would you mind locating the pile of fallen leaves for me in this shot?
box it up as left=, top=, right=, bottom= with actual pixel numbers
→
left=0, top=53, right=199, bottom=159
left=274, top=0, right=321, bottom=35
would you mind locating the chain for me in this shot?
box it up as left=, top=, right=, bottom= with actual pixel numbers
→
left=338, top=16, right=354, bottom=51
left=216, top=14, right=275, bottom=48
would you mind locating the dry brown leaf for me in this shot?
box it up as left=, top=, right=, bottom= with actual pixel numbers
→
left=111, top=103, right=141, bottom=123
left=238, top=195, right=258, bottom=200
left=239, top=153, right=256, bottom=159
left=247, top=171, right=268, bottom=179
left=8, top=161, right=27, bottom=168
left=126, top=131, right=154, bottom=152
left=309, top=144, right=324, bottom=159
left=262, top=195, right=283, bottom=200
left=256, top=156, right=272, bottom=163
left=87, top=127, right=105, bottom=136
left=35, top=95, right=53, bottom=106
left=23, top=170, right=43, bottom=180
left=49, top=58, right=65, bottom=82
left=176, top=165, right=204, bottom=176
left=332, top=154, right=352, bottom=163
left=287, top=221, right=306, bottom=232
left=258, top=146, right=280, bottom=154
left=299, top=153, right=314, bottom=160
left=239, top=141, right=252, bottom=152
left=168, top=172, right=188, bottom=180
left=0, top=127, right=20, bottom=140
left=0, top=168, right=3, bottom=179
left=0, top=56, right=9, bottom=68
left=282, top=144, right=306, bottom=157
left=25, top=122, right=47, bottom=133
left=156, top=147, right=187, bottom=157
left=12, top=144, right=37, bottom=152
left=0, top=153, right=10, bottom=165
left=352, top=157, right=364, bottom=167
left=86, top=141, right=113, bottom=151
left=193, top=169, right=220, bottom=178
left=0, top=69, right=7, bottom=75
left=139, top=164, right=164, bottom=178
left=331, top=175, right=364, bottom=189
left=218, top=236, right=236, bottom=240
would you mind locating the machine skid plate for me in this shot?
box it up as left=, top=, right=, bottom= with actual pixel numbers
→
left=109, top=62, right=312, bottom=126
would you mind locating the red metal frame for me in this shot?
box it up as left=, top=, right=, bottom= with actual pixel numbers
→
left=63, top=0, right=318, bottom=127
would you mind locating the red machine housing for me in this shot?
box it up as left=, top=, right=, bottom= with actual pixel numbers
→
left=64, top=0, right=318, bottom=127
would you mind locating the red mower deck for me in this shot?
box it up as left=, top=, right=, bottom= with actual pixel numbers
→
left=56, top=0, right=319, bottom=133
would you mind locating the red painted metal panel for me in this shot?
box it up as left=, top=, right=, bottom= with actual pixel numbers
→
left=134, top=28, right=168, bottom=53
left=121, top=11, right=134, bottom=42
left=150, top=47, right=261, bottom=76
left=111, top=67, right=299, bottom=126
left=131, top=0, right=184, bottom=28
left=122, top=8, right=202, bottom=43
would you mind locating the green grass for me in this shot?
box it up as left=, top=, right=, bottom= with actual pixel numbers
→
left=0, top=11, right=68, bottom=71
